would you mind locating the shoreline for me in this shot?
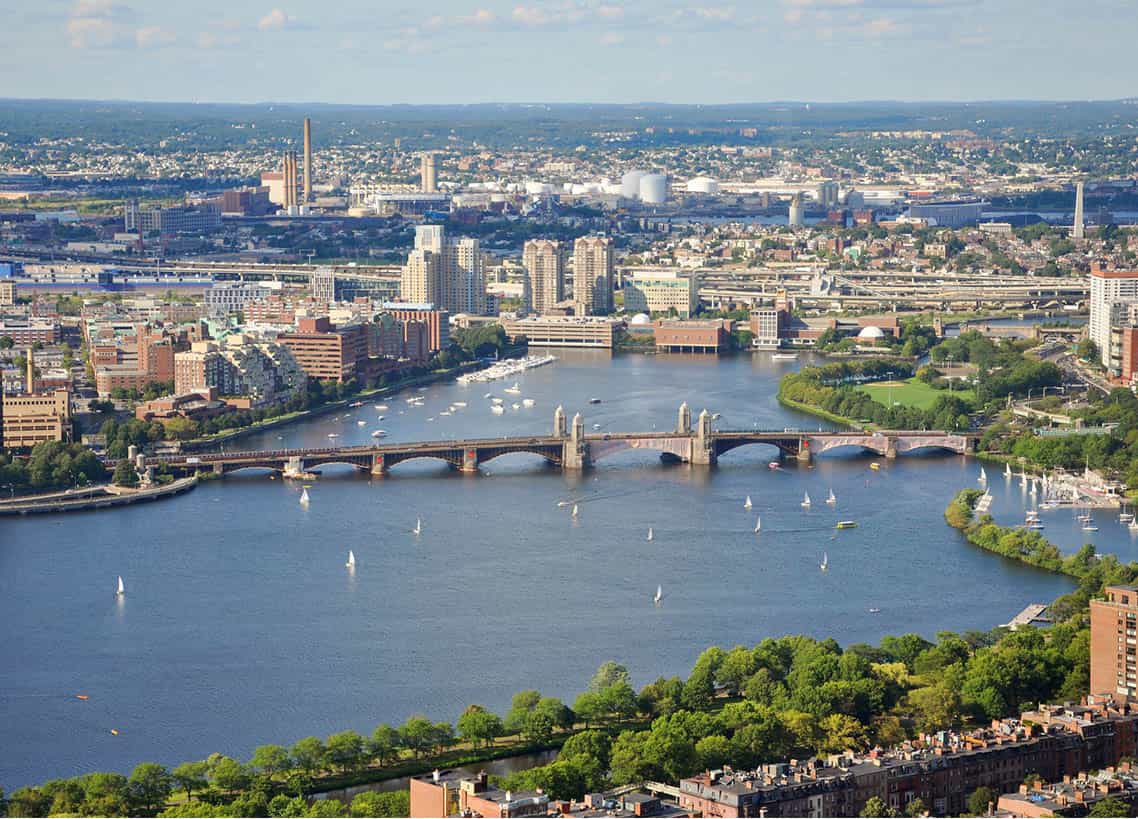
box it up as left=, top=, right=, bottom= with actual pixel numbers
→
left=0, top=476, right=198, bottom=516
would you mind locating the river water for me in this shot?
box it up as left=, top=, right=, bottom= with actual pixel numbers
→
left=0, top=350, right=1077, bottom=789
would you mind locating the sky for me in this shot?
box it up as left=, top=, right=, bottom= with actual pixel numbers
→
left=2, top=0, right=1137, bottom=105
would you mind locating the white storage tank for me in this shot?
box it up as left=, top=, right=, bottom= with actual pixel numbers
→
left=685, top=176, right=719, bottom=195
left=638, top=173, right=668, bottom=204
left=621, top=170, right=648, bottom=199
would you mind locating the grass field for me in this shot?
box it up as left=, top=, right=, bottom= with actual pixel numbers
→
left=856, top=377, right=973, bottom=410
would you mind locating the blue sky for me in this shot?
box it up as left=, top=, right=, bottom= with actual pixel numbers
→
left=2, top=0, right=1136, bottom=104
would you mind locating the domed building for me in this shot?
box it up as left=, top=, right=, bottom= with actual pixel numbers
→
left=856, top=325, right=886, bottom=346
left=627, top=312, right=654, bottom=336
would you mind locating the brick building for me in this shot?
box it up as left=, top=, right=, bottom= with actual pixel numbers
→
left=653, top=319, right=733, bottom=353
left=278, top=316, right=370, bottom=382
left=410, top=770, right=549, bottom=818
left=1090, top=585, right=1138, bottom=697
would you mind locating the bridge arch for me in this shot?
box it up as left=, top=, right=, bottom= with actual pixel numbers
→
left=714, top=439, right=800, bottom=459
left=589, top=437, right=691, bottom=464
left=216, top=464, right=284, bottom=476
left=382, top=451, right=465, bottom=471
left=478, top=447, right=563, bottom=467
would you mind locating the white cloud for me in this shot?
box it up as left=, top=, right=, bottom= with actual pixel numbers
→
left=461, top=8, right=496, bottom=24
left=135, top=25, right=175, bottom=48
left=258, top=8, right=299, bottom=31
left=865, top=16, right=901, bottom=35
left=600, top=31, right=624, bottom=45
left=692, top=6, right=735, bottom=21
left=597, top=5, right=624, bottom=20
left=511, top=6, right=551, bottom=25
left=66, top=0, right=136, bottom=48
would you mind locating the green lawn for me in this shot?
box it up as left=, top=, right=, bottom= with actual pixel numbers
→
left=856, top=377, right=973, bottom=410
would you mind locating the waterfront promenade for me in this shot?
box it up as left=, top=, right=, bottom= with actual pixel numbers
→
left=0, top=476, right=198, bottom=515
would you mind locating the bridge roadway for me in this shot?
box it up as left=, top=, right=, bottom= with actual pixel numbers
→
left=121, top=408, right=976, bottom=479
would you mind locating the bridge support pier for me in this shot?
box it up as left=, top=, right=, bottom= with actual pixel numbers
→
left=796, top=438, right=812, bottom=464
left=370, top=454, right=387, bottom=477
left=283, top=456, right=307, bottom=479
left=461, top=448, right=479, bottom=474
left=885, top=439, right=898, bottom=459
left=563, top=413, right=592, bottom=470
left=691, top=409, right=717, bottom=466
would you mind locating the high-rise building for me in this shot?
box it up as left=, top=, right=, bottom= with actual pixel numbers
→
left=572, top=236, right=614, bottom=315
left=1091, top=584, right=1138, bottom=696
left=400, top=225, right=486, bottom=315
left=522, top=239, right=564, bottom=315
left=421, top=153, right=437, bottom=194
left=303, top=118, right=313, bottom=204
left=1089, top=265, right=1138, bottom=370
left=1074, top=181, right=1085, bottom=240
left=311, top=268, right=335, bottom=304
left=282, top=151, right=299, bottom=212
left=788, top=194, right=805, bottom=227
left=623, top=270, right=698, bottom=318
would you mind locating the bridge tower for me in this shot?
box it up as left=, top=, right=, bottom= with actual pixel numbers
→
left=554, top=405, right=567, bottom=438
left=691, top=409, right=717, bottom=466
left=677, top=402, right=691, bottom=434
left=563, top=412, right=591, bottom=470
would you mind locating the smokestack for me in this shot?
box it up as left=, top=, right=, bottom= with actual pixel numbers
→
left=282, top=151, right=298, bottom=212
left=25, top=347, right=34, bottom=393
left=303, top=118, right=312, bottom=204
left=1073, top=180, right=1085, bottom=240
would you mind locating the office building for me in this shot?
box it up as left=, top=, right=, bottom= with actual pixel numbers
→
left=750, top=307, right=784, bottom=349
left=220, top=186, right=272, bottom=216
left=311, top=268, right=335, bottom=304
left=0, top=318, right=60, bottom=346
left=1, top=389, right=71, bottom=449
left=204, top=282, right=273, bottom=318
left=123, top=201, right=222, bottom=236
left=502, top=315, right=621, bottom=348
left=622, top=270, right=698, bottom=318
left=278, top=316, right=370, bottom=382
left=908, top=199, right=985, bottom=228
left=654, top=318, right=732, bottom=353
left=1089, top=265, right=1138, bottom=370
left=0, top=280, right=15, bottom=306
left=401, top=225, right=486, bottom=316
left=421, top=153, right=437, bottom=193
left=380, top=304, right=450, bottom=353
left=522, top=239, right=564, bottom=314
left=572, top=235, right=614, bottom=315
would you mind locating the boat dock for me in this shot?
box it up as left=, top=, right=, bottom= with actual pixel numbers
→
left=1002, top=603, right=1052, bottom=631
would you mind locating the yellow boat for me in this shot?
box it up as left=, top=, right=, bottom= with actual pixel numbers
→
left=869, top=463, right=880, bottom=471
left=836, top=521, right=858, bottom=529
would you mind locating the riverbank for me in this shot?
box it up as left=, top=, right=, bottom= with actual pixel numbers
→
left=775, top=394, right=858, bottom=429
left=181, top=362, right=485, bottom=453
left=0, top=475, right=197, bottom=516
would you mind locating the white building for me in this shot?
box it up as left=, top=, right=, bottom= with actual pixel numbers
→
left=204, top=282, right=275, bottom=318
left=522, top=239, right=564, bottom=315
left=401, top=225, right=487, bottom=316
left=573, top=236, right=614, bottom=315
left=1090, top=267, right=1138, bottom=369
left=622, top=270, right=698, bottom=318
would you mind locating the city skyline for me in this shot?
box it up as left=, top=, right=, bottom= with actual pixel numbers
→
left=4, top=0, right=1138, bottom=104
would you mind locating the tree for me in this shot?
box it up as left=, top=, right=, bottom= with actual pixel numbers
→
left=560, top=730, right=612, bottom=770
left=128, top=762, right=173, bottom=816
left=904, top=797, right=928, bottom=817
left=250, top=744, right=291, bottom=777
left=291, top=737, right=325, bottom=775
left=370, top=723, right=400, bottom=766
left=1077, top=337, right=1100, bottom=362
left=457, top=705, right=503, bottom=749
left=79, top=771, right=131, bottom=817
left=588, top=661, right=631, bottom=693
left=572, top=691, right=606, bottom=728
left=324, top=730, right=367, bottom=772
left=171, top=761, right=209, bottom=801
left=0, top=335, right=13, bottom=349
left=695, top=734, right=732, bottom=770
left=308, top=798, right=348, bottom=817
left=113, top=459, right=141, bottom=487
left=504, top=690, right=542, bottom=734
left=1088, top=796, right=1131, bottom=818
left=209, top=756, right=251, bottom=792
left=968, top=786, right=997, bottom=817
left=400, top=715, right=436, bottom=757
left=860, top=795, right=900, bottom=817
left=350, top=791, right=410, bottom=818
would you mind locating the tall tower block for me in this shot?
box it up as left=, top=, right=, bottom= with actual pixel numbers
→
left=421, top=153, right=437, bottom=193
left=1073, top=180, right=1085, bottom=240
left=302, top=118, right=313, bottom=204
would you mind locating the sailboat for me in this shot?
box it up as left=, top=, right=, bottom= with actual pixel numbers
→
left=826, top=489, right=836, bottom=505
left=1005, top=463, right=1012, bottom=478
left=571, top=504, right=579, bottom=518
left=653, top=585, right=662, bottom=606
left=754, top=516, right=761, bottom=533
left=744, top=495, right=753, bottom=510
left=978, top=466, right=987, bottom=484
left=647, top=528, right=654, bottom=542
left=801, top=491, right=812, bottom=508
left=346, top=550, right=356, bottom=569
left=299, top=487, right=310, bottom=506
left=820, top=552, right=828, bottom=572
left=115, top=576, right=125, bottom=597
left=412, top=518, right=422, bottom=535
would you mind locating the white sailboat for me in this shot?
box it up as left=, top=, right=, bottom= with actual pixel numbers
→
left=346, top=550, right=356, bottom=569
left=978, top=466, right=987, bottom=484
left=826, top=489, right=836, bottom=505
left=571, top=504, right=579, bottom=518
left=653, top=585, right=662, bottom=606
left=1004, top=463, right=1012, bottom=477
left=801, top=491, right=812, bottom=508
left=744, top=495, right=753, bottom=510
left=647, top=527, right=654, bottom=542
left=115, top=576, right=125, bottom=596
left=299, top=487, right=310, bottom=506
left=504, top=382, right=522, bottom=395
left=754, top=516, right=761, bottom=533
left=820, top=552, right=828, bottom=572
left=412, top=518, right=422, bottom=535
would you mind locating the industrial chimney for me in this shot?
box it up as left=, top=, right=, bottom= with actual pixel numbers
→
left=303, top=118, right=312, bottom=204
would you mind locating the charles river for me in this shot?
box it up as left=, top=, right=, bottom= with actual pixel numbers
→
left=6, top=348, right=1123, bottom=789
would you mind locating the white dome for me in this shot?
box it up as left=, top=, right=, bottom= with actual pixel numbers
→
left=629, top=313, right=652, bottom=325
left=857, top=325, right=885, bottom=339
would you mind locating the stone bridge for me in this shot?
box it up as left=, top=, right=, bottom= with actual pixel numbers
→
left=115, top=403, right=976, bottom=480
